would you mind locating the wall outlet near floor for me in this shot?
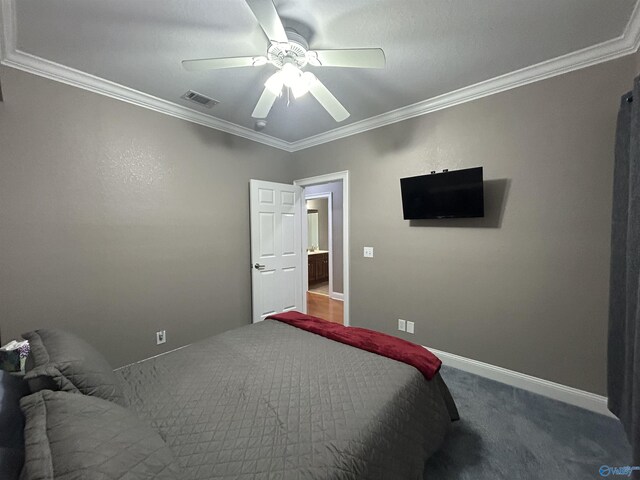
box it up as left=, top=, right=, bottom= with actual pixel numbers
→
left=398, top=319, right=406, bottom=332
left=156, top=330, right=166, bottom=345
left=363, top=247, right=374, bottom=258
left=406, top=321, right=415, bottom=334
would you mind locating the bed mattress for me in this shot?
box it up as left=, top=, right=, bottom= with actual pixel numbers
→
left=117, top=320, right=457, bottom=480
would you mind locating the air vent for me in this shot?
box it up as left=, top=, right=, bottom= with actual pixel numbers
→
left=181, top=90, right=219, bottom=108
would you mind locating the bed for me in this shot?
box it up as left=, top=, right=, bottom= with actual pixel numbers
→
left=116, top=319, right=458, bottom=479
left=10, top=317, right=458, bottom=480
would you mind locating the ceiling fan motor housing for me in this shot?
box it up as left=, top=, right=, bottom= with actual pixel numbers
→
left=268, top=28, right=309, bottom=69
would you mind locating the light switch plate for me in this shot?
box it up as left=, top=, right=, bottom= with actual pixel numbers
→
left=406, top=321, right=415, bottom=334
left=398, top=319, right=406, bottom=331
left=364, top=247, right=374, bottom=258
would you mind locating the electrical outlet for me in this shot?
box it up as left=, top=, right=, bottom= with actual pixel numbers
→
left=364, top=247, right=374, bottom=258
left=156, top=330, right=166, bottom=345
left=398, top=319, right=406, bottom=332
left=406, top=321, right=415, bottom=334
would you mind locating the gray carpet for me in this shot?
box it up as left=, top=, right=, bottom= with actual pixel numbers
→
left=424, top=366, right=632, bottom=479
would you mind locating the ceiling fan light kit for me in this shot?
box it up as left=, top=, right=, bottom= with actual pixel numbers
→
left=264, top=72, right=284, bottom=95
left=291, top=72, right=316, bottom=99
left=181, top=0, right=385, bottom=125
left=281, top=63, right=302, bottom=87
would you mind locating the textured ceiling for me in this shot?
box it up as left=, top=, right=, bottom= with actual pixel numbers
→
left=8, top=0, right=639, bottom=143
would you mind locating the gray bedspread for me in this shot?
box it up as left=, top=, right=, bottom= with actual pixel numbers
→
left=117, top=320, right=458, bottom=480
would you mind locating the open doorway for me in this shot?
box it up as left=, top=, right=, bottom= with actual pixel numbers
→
left=305, top=193, right=342, bottom=324
left=306, top=194, right=331, bottom=295
left=295, top=172, right=349, bottom=326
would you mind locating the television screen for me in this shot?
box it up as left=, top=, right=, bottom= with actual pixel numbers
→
left=400, top=167, right=484, bottom=219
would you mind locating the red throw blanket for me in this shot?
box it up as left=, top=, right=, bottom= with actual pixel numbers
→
left=266, top=311, right=442, bottom=380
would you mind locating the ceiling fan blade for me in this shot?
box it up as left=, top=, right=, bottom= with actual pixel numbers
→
left=252, top=87, right=279, bottom=118
left=245, top=0, right=288, bottom=43
left=310, top=48, right=386, bottom=68
left=182, top=56, right=265, bottom=71
left=308, top=76, right=350, bottom=122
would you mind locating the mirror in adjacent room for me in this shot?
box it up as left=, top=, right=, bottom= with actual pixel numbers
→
left=306, top=197, right=330, bottom=294
left=306, top=198, right=328, bottom=253
left=307, top=209, right=319, bottom=251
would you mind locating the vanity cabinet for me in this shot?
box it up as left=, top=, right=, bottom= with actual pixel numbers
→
left=308, top=252, right=329, bottom=284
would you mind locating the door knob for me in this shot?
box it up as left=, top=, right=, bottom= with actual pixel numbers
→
left=254, top=263, right=266, bottom=270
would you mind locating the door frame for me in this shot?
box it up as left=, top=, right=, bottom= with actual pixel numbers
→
left=304, top=192, right=333, bottom=299
left=294, top=171, right=349, bottom=326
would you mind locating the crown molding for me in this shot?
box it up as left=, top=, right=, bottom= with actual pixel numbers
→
left=0, top=0, right=294, bottom=152
left=1, top=48, right=294, bottom=151
left=0, top=51, right=295, bottom=151
left=1, top=0, right=640, bottom=153
left=290, top=1, right=640, bottom=152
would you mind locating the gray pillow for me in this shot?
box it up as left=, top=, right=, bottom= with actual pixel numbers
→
left=22, top=329, right=125, bottom=406
left=20, top=390, right=180, bottom=480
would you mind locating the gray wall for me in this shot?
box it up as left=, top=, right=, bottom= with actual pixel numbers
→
left=0, top=66, right=292, bottom=367
left=292, top=55, right=636, bottom=395
left=305, top=181, right=344, bottom=294
left=1, top=52, right=635, bottom=395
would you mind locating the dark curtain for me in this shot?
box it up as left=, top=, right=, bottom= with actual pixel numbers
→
left=609, top=78, right=640, bottom=469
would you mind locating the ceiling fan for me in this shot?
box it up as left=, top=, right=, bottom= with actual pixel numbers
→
left=181, top=0, right=385, bottom=123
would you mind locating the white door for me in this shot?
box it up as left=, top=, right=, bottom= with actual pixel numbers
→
left=250, top=179, right=304, bottom=323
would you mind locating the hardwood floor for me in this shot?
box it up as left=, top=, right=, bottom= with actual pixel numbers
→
left=306, top=291, right=343, bottom=324
left=309, top=281, right=329, bottom=295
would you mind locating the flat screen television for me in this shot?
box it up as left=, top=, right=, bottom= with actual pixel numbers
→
left=400, top=167, right=484, bottom=219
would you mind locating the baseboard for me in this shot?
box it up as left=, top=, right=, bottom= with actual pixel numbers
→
left=330, top=292, right=344, bottom=301
left=427, top=346, right=614, bottom=418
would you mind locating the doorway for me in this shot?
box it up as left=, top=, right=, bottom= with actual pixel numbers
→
left=306, top=194, right=331, bottom=296
left=295, top=171, right=349, bottom=326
